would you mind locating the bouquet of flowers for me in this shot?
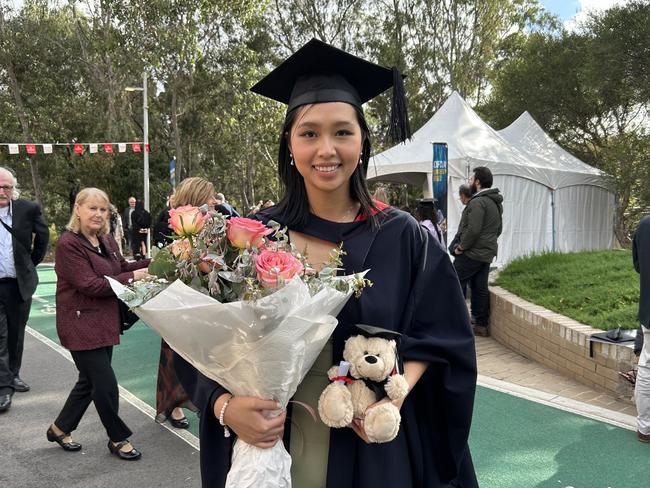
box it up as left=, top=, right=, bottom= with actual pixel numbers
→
left=108, top=204, right=370, bottom=488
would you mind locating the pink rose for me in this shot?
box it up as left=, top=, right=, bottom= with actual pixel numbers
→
left=255, top=250, right=304, bottom=288
left=170, top=238, right=191, bottom=260
left=168, top=205, right=208, bottom=236
left=227, top=217, right=273, bottom=249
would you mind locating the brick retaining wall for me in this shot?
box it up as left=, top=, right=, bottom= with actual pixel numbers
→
left=490, top=286, right=636, bottom=400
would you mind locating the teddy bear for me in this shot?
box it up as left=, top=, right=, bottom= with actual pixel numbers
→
left=317, top=324, right=409, bottom=443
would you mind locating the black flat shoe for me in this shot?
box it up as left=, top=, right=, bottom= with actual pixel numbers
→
left=169, top=416, right=190, bottom=429
left=0, top=393, right=11, bottom=412
left=108, top=440, right=141, bottom=461
left=12, top=377, right=30, bottom=392
left=47, top=426, right=82, bottom=451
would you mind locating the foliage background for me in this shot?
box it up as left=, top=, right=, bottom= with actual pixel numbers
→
left=0, top=0, right=647, bottom=242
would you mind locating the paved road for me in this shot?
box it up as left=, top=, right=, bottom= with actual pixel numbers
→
left=0, top=331, right=201, bottom=488
left=3, top=265, right=648, bottom=488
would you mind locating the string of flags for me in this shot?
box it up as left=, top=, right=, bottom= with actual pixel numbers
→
left=1, top=142, right=149, bottom=155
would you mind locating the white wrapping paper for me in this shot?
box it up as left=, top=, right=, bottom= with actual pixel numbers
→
left=109, top=274, right=361, bottom=487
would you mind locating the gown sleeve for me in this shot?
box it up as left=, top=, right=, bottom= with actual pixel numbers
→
left=174, top=354, right=234, bottom=487
left=399, top=223, right=478, bottom=486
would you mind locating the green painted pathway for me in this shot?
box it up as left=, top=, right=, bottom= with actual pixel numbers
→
left=31, top=266, right=647, bottom=487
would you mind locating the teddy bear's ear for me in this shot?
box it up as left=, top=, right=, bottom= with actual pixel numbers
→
left=343, top=335, right=366, bottom=359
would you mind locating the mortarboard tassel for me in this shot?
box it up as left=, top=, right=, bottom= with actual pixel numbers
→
left=389, top=67, right=412, bottom=144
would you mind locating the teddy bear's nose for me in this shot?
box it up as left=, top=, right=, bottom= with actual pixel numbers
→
left=364, top=355, right=377, bottom=364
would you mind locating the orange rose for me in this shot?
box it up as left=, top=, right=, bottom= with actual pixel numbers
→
left=170, top=238, right=191, bottom=260
left=255, top=250, right=304, bottom=288
left=198, top=253, right=222, bottom=274
left=168, top=205, right=208, bottom=236
left=226, top=217, right=273, bottom=249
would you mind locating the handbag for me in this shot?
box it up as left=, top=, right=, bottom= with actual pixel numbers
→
left=119, top=300, right=139, bottom=333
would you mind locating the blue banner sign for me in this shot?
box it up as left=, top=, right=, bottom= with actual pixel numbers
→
left=432, top=142, right=448, bottom=219
left=170, top=158, right=176, bottom=189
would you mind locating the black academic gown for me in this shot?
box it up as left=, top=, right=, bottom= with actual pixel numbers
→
left=175, top=206, right=478, bottom=488
left=633, top=215, right=650, bottom=328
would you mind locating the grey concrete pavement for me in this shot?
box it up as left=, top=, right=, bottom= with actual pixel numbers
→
left=0, top=333, right=201, bottom=488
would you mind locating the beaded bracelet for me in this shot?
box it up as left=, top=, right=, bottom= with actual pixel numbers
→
left=218, top=394, right=233, bottom=438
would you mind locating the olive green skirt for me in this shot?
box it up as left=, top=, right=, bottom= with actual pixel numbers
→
left=290, top=340, right=332, bottom=488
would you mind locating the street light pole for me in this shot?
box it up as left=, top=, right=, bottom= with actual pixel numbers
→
left=142, top=71, right=150, bottom=256
left=125, top=71, right=150, bottom=257
left=143, top=71, right=149, bottom=215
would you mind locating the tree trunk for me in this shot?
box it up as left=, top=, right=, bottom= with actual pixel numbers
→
left=171, top=86, right=183, bottom=182
left=5, top=59, right=43, bottom=204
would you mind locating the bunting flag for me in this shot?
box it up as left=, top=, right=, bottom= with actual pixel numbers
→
left=0, top=141, right=147, bottom=155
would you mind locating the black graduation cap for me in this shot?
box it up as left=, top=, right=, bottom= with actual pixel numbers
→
left=354, top=324, right=401, bottom=341
left=416, top=198, right=436, bottom=209
left=250, top=38, right=411, bottom=143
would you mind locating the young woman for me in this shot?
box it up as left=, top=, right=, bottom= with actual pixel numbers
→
left=175, top=39, right=478, bottom=487
left=415, top=198, right=444, bottom=247
left=49, top=188, right=149, bottom=460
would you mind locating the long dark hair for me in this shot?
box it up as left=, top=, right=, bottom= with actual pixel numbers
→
left=416, top=204, right=438, bottom=225
left=274, top=104, right=379, bottom=228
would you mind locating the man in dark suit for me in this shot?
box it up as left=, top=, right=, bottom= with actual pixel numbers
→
left=0, top=167, right=49, bottom=412
left=121, top=196, right=136, bottom=254
left=633, top=216, right=650, bottom=442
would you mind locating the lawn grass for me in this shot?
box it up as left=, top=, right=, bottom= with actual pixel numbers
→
left=495, top=250, right=639, bottom=330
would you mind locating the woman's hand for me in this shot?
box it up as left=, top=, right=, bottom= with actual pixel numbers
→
left=350, top=397, right=404, bottom=443
left=214, top=395, right=286, bottom=449
left=350, top=361, right=427, bottom=443
left=132, top=268, right=150, bottom=280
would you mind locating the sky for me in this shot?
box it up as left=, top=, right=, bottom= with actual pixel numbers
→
left=5, top=0, right=631, bottom=30
left=539, top=0, right=629, bottom=28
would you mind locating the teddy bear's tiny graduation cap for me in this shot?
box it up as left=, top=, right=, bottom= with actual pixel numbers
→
left=250, top=38, right=411, bottom=143
left=354, top=324, right=401, bottom=341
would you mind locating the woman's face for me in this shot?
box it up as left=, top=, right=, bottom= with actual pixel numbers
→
left=75, top=195, right=108, bottom=235
left=289, top=102, right=363, bottom=197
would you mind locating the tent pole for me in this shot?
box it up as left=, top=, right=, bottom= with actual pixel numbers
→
left=551, top=189, right=556, bottom=252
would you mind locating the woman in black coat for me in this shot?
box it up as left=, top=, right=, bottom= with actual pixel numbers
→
left=130, top=201, right=151, bottom=259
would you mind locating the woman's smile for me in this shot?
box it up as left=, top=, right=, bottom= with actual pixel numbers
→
left=312, top=163, right=342, bottom=175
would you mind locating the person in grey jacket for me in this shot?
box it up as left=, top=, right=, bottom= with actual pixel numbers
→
left=453, top=167, right=503, bottom=337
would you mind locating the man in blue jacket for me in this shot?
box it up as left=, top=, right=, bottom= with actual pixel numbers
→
left=453, top=167, right=503, bottom=337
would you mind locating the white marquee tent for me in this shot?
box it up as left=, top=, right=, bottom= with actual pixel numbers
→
left=367, top=92, right=616, bottom=265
